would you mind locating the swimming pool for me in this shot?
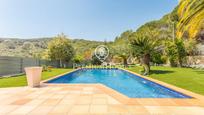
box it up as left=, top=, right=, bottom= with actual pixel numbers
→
left=47, top=69, right=191, bottom=98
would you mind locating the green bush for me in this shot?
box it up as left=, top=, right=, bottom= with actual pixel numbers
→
left=165, top=41, right=178, bottom=67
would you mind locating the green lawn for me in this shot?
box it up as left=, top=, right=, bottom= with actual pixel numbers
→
left=127, top=66, right=204, bottom=95
left=1, top=66, right=204, bottom=96
left=0, top=68, right=73, bottom=88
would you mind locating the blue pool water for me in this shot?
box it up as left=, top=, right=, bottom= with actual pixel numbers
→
left=47, top=69, right=191, bottom=98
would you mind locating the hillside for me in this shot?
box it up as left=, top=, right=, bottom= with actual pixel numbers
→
left=1, top=0, right=204, bottom=58
left=0, top=38, right=103, bottom=58
left=133, top=0, right=204, bottom=41
left=113, top=0, right=204, bottom=55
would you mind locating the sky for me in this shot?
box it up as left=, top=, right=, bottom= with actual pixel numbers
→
left=0, top=0, right=178, bottom=41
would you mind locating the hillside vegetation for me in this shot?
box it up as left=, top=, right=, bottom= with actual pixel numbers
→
left=0, top=38, right=103, bottom=58
left=1, top=0, right=203, bottom=59
left=132, top=0, right=204, bottom=41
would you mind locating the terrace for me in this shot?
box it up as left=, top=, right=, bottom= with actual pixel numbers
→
left=0, top=67, right=204, bottom=114
left=0, top=0, right=204, bottom=114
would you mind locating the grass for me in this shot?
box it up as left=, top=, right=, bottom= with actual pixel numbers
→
left=0, top=68, right=73, bottom=88
left=127, top=66, right=204, bottom=95
left=1, top=66, right=204, bottom=96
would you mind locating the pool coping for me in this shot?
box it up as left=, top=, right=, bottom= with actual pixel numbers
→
left=42, top=68, right=204, bottom=106
left=120, top=68, right=204, bottom=99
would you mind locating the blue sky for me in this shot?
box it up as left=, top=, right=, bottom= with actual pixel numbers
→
left=0, top=0, right=178, bottom=41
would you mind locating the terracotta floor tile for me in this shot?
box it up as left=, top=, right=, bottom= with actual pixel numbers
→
left=93, top=94, right=108, bottom=98
left=92, top=98, right=107, bottom=105
left=0, top=85, right=204, bottom=115
left=9, top=105, right=37, bottom=114
left=0, top=98, right=18, bottom=105
left=155, top=106, right=204, bottom=114
left=108, top=105, right=128, bottom=114
left=58, top=99, right=76, bottom=105
left=172, top=99, right=192, bottom=106
left=64, top=94, right=79, bottom=100
left=185, top=99, right=204, bottom=106
left=125, top=99, right=141, bottom=105
left=37, top=94, right=54, bottom=99
left=24, top=99, right=45, bottom=106
left=106, top=96, right=121, bottom=105
left=29, top=106, right=54, bottom=114
left=184, top=107, right=204, bottom=114
left=68, top=105, right=90, bottom=114
left=81, top=91, right=94, bottom=95
left=41, top=99, right=61, bottom=106
left=154, top=99, right=177, bottom=106
left=48, top=105, right=72, bottom=114
left=83, top=87, right=94, bottom=91
left=24, top=94, right=40, bottom=99
left=47, top=113, right=67, bottom=115
left=145, top=106, right=167, bottom=114
left=0, top=105, right=19, bottom=114
left=137, top=99, right=160, bottom=106
left=90, top=105, right=108, bottom=114
left=49, top=94, right=65, bottom=99
left=10, top=98, right=32, bottom=105
left=68, top=90, right=81, bottom=94
left=76, top=96, right=92, bottom=105
left=93, top=90, right=104, bottom=94
left=127, top=105, right=149, bottom=114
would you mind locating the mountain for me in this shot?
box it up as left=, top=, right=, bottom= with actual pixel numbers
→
left=114, top=0, right=204, bottom=54
left=0, top=38, right=103, bottom=58
left=133, top=0, right=204, bottom=41
left=1, top=0, right=204, bottom=58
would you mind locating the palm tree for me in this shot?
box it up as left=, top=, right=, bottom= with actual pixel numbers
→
left=130, top=33, right=158, bottom=75
left=113, top=30, right=133, bottom=67
left=114, top=44, right=130, bottom=67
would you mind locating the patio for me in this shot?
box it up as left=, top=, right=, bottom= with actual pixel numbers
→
left=0, top=84, right=204, bottom=115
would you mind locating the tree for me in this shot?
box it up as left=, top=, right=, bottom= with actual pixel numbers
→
left=83, top=50, right=92, bottom=61
left=175, top=39, right=187, bottom=67
left=165, top=38, right=188, bottom=67
left=113, top=30, right=133, bottom=67
left=113, top=44, right=130, bottom=67
left=73, top=55, right=84, bottom=64
left=165, top=41, right=179, bottom=67
left=48, top=33, right=75, bottom=68
left=184, top=39, right=198, bottom=56
left=151, top=51, right=166, bottom=65
left=130, top=31, right=159, bottom=75
left=91, top=54, right=102, bottom=65
left=177, top=0, right=204, bottom=39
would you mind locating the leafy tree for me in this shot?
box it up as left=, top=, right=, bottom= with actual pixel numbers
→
left=40, top=49, right=50, bottom=60
left=48, top=33, right=75, bottom=68
left=82, top=49, right=93, bottom=64
left=184, top=39, right=198, bottom=56
left=112, top=55, right=123, bottom=63
left=175, top=39, right=187, bottom=67
left=151, top=51, right=166, bottom=65
left=83, top=50, right=92, bottom=60
left=73, top=55, right=84, bottom=64
left=165, top=41, right=179, bottom=67
left=130, top=33, right=158, bottom=75
left=91, top=54, right=102, bottom=65
left=165, top=38, right=188, bottom=67
left=113, top=44, right=130, bottom=67
left=113, top=30, right=133, bottom=67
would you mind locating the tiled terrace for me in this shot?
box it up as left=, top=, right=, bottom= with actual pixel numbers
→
left=0, top=84, right=204, bottom=115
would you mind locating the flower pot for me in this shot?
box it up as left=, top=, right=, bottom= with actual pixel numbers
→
left=25, top=67, right=43, bottom=87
